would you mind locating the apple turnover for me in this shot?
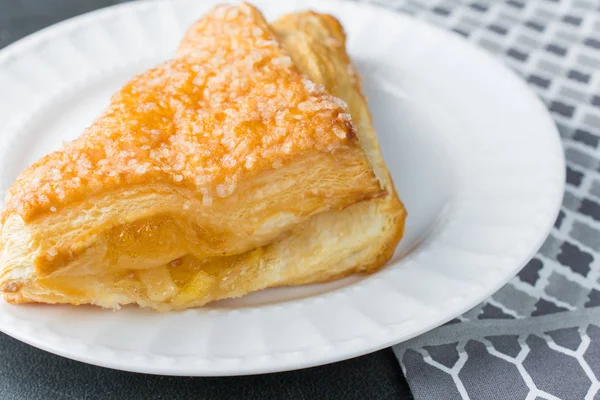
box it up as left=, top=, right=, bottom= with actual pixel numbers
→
left=0, top=3, right=406, bottom=311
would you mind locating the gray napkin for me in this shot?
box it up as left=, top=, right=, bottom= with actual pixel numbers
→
left=353, top=0, right=600, bottom=398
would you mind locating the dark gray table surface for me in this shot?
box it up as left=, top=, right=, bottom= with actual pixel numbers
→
left=0, top=1, right=412, bottom=399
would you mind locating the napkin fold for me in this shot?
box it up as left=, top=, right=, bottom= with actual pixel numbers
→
left=354, top=0, right=600, bottom=398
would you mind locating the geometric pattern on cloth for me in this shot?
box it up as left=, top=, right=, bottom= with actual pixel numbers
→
left=397, top=317, right=600, bottom=399
left=349, top=0, right=600, bottom=398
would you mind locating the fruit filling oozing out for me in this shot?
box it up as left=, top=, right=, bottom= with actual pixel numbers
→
left=36, top=216, right=268, bottom=307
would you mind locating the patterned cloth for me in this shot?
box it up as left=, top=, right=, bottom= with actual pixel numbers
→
left=351, top=0, right=600, bottom=398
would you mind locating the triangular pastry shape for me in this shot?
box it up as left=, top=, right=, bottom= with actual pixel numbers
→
left=0, top=3, right=406, bottom=311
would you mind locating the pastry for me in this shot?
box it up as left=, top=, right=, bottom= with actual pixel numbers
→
left=0, top=3, right=406, bottom=311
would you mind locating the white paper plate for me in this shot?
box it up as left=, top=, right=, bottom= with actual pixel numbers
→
left=0, top=0, right=564, bottom=376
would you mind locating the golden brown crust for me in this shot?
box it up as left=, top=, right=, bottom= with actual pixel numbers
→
left=2, top=3, right=359, bottom=223
left=0, top=3, right=406, bottom=311
left=271, top=11, right=406, bottom=282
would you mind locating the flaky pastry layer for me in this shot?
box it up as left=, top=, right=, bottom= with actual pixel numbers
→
left=0, top=3, right=406, bottom=311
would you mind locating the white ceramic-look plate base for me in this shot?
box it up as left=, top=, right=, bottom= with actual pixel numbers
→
left=0, top=0, right=564, bottom=375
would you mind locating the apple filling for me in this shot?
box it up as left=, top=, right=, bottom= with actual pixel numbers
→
left=35, top=216, right=270, bottom=309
